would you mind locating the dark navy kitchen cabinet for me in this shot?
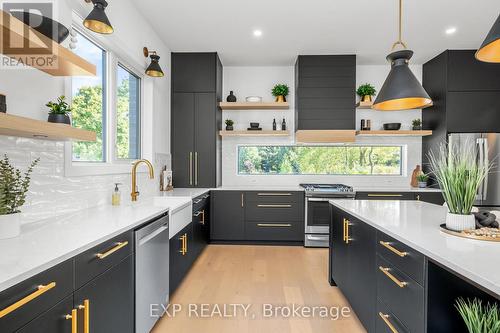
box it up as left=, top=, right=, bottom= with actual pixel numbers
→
left=210, top=191, right=245, bottom=241
left=169, top=223, right=194, bottom=294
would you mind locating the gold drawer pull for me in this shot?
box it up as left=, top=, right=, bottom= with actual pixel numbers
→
left=96, top=241, right=129, bottom=259
left=78, top=299, right=90, bottom=333
left=65, top=309, right=78, bottom=333
left=194, top=210, right=205, bottom=225
left=343, top=218, right=350, bottom=244
left=179, top=234, right=187, bottom=255
left=378, top=312, right=399, bottom=333
left=257, top=204, right=292, bottom=208
left=257, top=223, right=292, bottom=228
left=379, top=266, right=408, bottom=288
left=257, top=193, right=292, bottom=196
left=0, top=282, right=56, bottom=318
left=380, top=241, right=408, bottom=257
left=367, top=194, right=403, bottom=197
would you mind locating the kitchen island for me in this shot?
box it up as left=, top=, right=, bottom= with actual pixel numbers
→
left=329, top=200, right=499, bottom=333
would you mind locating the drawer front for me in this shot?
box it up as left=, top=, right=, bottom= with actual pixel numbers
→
left=245, top=191, right=304, bottom=204
left=356, top=192, right=413, bottom=200
left=377, top=256, right=424, bottom=333
left=0, top=260, right=73, bottom=333
left=193, top=192, right=210, bottom=211
left=75, top=231, right=133, bottom=289
left=377, top=231, right=425, bottom=285
left=376, top=300, right=409, bottom=333
left=17, top=295, right=73, bottom=333
left=246, top=201, right=303, bottom=222
left=245, top=222, right=303, bottom=241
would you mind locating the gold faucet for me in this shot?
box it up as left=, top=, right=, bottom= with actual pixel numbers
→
left=131, top=159, right=155, bottom=202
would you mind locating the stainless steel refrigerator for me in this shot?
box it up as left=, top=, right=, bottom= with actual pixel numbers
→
left=449, top=133, right=500, bottom=208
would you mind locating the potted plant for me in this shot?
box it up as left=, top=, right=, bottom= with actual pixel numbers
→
left=0, top=155, right=39, bottom=239
left=46, top=95, right=72, bottom=124
left=456, top=298, right=500, bottom=333
left=412, top=118, right=422, bottom=130
left=225, top=119, right=234, bottom=131
left=272, top=84, right=289, bottom=103
left=416, top=173, right=428, bottom=188
left=356, top=83, right=377, bottom=102
left=429, top=140, right=491, bottom=231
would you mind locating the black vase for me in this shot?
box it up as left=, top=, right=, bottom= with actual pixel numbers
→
left=226, top=91, right=237, bottom=102
left=226, top=125, right=234, bottom=131
left=48, top=114, right=71, bottom=125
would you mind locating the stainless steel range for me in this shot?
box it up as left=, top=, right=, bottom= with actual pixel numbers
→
left=300, top=184, right=355, bottom=247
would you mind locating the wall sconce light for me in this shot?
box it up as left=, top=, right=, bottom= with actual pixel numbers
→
left=83, top=0, right=113, bottom=34
left=143, top=47, right=165, bottom=77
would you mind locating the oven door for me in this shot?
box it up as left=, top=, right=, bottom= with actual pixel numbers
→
left=305, top=197, right=331, bottom=234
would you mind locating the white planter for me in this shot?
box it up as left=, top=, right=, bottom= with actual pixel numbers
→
left=446, top=212, right=476, bottom=232
left=0, top=213, right=21, bottom=239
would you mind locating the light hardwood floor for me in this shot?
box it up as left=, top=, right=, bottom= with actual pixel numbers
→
left=152, top=245, right=366, bottom=333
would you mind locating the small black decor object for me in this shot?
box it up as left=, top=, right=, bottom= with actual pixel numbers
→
left=383, top=123, right=401, bottom=131
left=46, top=96, right=71, bottom=125
left=225, top=119, right=234, bottom=131
left=250, top=122, right=260, bottom=129
left=281, top=118, right=286, bottom=131
left=273, top=118, right=277, bottom=131
left=474, top=211, right=499, bottom=229
left=226, top=91, right=237, bottom=103
left=0, top=94, right=6, bottom=113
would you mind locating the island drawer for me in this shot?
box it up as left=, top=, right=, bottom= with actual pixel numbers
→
left=377, top=255, right=424, bottom=333
left=245, top=221, right=303, bottom=241
left=75, top=230, right=133, bottom=289
left=356, top=192, right=413, bottom=200
left=245, top=191, right=304, bottom=204
left=376, top=300, right=409, bottom=333
left=377, top=231, right=425, bottom=285
left=0, top=259, right=73, bottom=333
left=193, top=192, right=210, bottom=211
left=245, top=201, right=303, bottom=222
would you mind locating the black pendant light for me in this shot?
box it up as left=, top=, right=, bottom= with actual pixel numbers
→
left=373, top=0, right=432, bottom=111
left=83, top=0, right=113, bottom=34
left=143, top=47, right=165, bottom=78
left=476, top=14, right=500, bottom=63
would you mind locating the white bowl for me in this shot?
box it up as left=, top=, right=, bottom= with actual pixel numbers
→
left=245, top=96, right=262, bottom=103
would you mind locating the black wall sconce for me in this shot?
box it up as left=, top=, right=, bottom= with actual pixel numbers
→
left=143, top=47, right=165, bottom=77
left=83, top=0, right=113, bottom=34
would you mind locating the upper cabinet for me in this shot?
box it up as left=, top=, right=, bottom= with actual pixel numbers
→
left=447, top=51, right=500, bottom=91
left=172, top=53, right=222, bottom=93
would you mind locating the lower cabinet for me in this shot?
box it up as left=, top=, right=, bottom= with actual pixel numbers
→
left=356, top=191, right=445, bottom=205
left=211, top=191, right=245, bottom=241
left=170, top=223, right=193, bottom=294
left=192, top=193, right=210, bottom=258
left=16, top=296, right=74, bottom=333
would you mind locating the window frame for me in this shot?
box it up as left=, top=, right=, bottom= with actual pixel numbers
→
left=65, top=22, right=146, bottom=177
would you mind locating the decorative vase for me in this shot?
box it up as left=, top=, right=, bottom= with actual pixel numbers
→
left=410, top=165, right=421, bottom=188
left=275, top=95, right=286, bottom=103
left=413, top=126, right=422, bottom=131
left=446, top=212, right=476, bottom=231
left=418, top=181, right=427, bottom=188
left=48, top=114, right=71, bottom=125
left=0, top=213, right=21, bottom=239
left=225, top=125, right=233, bottom=131
left=226, top=91, right=237, bottom=103
left=362, top=95, right=372, bottom=102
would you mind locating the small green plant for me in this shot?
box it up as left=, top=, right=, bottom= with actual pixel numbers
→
left=456, top=298, right=500, bottom=333
left=356, top=83, right=376, bottom=97
left=225, top=119, right=234, bottom=126
left=0, top=155, right=39, bottom=215
left=412, top=118, right=422, bottom=127
left=271, top=84, right=289, bottom=97
left=46, top=95, right=72, bottom=115
left=416, top=173, right=428, bottom=182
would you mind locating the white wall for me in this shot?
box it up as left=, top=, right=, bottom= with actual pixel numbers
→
left=221, top=65, right=424, bottom=188
left=0, top=0, right=171, bottom=222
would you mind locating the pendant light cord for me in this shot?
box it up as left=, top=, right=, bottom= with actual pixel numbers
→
left=391, top=0, right=407, bottom=50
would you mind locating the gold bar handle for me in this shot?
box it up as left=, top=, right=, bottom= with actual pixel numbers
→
left=194, top=152, right=198, bottom=186
left=257, top=193, right=292, bottom=196
left=78, top=299, right=90, bottom=333
left=189, top=152, right=193, bottom=186
left=179, top=235, right=187, bottom=255
left=378, top=312, right=399, bottom=333
left=257, top=223, right=292, bottom=228
left=241, top=193, right=244, bottom=208
left=416, top=194, right=421, bottom=201
left=200, top=210, right=205, bottom=225
left=96, top=241, right=129, bottom=259
left=0, top=282, right=56, bottom=318
left=379, top=266, right=408, bottom=288
left=343, top=218, right=347, bottom=242
left=379, top=241, right=408, bottom=257
left=257, top=204, right=292, bottom=208
left=367, top=194, right=403, bottom=198
left=65, top=309, right=78, bottom=333
left=344, top=219, right=351, bottom=244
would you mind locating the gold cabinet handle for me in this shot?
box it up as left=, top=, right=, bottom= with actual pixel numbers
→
left=343, top=218, right=347, bottom=242
left=65, top=309, right=78, bottom=333
left=416, top=194, right=421, bottom=201
left=257, top=204, right=292, bottom=208
left=96, top=241, right=129, bottom=259
left=343, top=218, right=350, bottom=244
left=241, top=193, right=244, bottom=208
left=0, top=282, right=56, bottom=318
left=179, top=234, right=187, bottom=255
left=367, top=194, right=403, bottom=198
left=379, top=266, right=408, bottom=288
left=257, top=193, right=292, bottom=196
left=378, top=312, right=399, bottom=333
left=379, top=241, right=408, bottom=257
left=200, top=209, right=205, bottom=225
left=189, top=152, right=193, bottom=186
left=194, top=152, right=198, bottom=186
left=78, top=299, right=90, bottom=333
left=257, top=223, right=292, bottom=227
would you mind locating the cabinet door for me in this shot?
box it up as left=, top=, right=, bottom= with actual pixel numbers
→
left=169, top=224, right=193, bottom=295
left=172, top=93, right=195, bottom=188
left=192, top=198, right=210, bottom=259
left=194, top=93, right=217, bottom=187
left=446, top=91, right=500, bottom=133
left=447, top=50, right=500, bottom=91
left=329, top=206, right=349, bottom=289
left=74, top=256, right=134, bottom=333
left=17, top=296, right=73, bottom=333
left=172, top=53, right=216, bottom=92
left=211, top=191, right=245, bottom=241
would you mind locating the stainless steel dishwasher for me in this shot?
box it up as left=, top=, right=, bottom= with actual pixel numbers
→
left=135, top=211, right=169, bottom=333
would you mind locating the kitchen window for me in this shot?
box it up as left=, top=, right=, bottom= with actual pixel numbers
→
left=238, top=146, right=403, bottom=175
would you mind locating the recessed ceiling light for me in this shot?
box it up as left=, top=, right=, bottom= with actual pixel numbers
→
left=445, top=27, right=457, bottom=35
left=253, top=30, right=263, bottom=37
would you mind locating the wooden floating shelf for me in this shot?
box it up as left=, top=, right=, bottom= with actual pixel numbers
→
left=356, top=101, right=373, bottom=109
left=356, top=130, right=433, bottom=137
left=219, top=102, right=289, bottom=110
left=219, top=130, right=290, bottom=137
left=0, top=113, right=96, bottom=141
left=0, top=10, right=96, bottom=77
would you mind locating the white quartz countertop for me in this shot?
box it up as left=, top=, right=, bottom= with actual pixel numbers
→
left=329, top=200, right=499, bottom=297
left=0, top=196, right=192, bottom=292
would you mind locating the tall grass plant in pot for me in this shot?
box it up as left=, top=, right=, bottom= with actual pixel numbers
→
left=0, top=155, right=39, bottom=239
left=428, top=141, right=491, bottom=231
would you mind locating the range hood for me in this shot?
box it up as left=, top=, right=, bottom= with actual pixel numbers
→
left=296, top=130, right=356, bottom=144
